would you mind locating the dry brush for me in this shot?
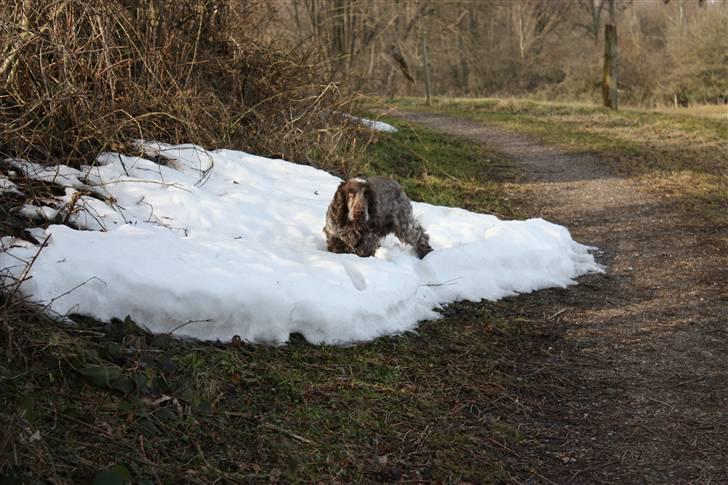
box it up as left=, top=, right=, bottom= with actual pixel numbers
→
left=0, top=0, right=365, bottom=172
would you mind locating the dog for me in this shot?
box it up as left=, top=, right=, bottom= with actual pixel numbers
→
left=323, top=176, right=432, bottom=258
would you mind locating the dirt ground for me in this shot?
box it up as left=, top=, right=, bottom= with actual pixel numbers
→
left=389, top=110, right=728, bottom=483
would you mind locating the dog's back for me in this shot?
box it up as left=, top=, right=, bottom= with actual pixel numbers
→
left=365, top=176, right=410, bottom=223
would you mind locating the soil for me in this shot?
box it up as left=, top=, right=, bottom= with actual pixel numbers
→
left=388, top=110, right=728, bottom=483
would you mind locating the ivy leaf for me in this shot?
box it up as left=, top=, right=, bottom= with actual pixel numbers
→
left=103, top=342, right=124, bottom=362
left=92, top=464, right=131, bottom=485
left=78, top=366, right=121, bottom=387
left=77, top=366, right=133, bottom=394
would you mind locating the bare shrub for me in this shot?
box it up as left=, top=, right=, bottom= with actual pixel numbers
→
left=658, top=8, right=728, bottom=105
left=0, top=0, right=363, bottom=173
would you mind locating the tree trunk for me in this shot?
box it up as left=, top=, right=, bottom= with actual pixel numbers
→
left=602, top=23, right=618, bottom=110
left=608, top=0, right=616, bottom=23
left=421, top=33, right=432, bottom=106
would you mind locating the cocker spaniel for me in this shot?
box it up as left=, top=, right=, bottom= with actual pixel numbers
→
left=323, top=176, right=432, bottom=259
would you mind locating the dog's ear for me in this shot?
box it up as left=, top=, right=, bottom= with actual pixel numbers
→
left=331, top=182, right=349, bottom=226
left=364, top=184, right=376, bottom=220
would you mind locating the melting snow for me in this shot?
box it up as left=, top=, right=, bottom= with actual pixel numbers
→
left=0, top=144, right=602, bottom=344
left=347, top=114, right=398, bottom=133
left=0, top=176, right=22, bottom=195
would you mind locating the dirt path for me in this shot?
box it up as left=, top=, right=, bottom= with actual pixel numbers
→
left=389, top=110, right=728, bottom=483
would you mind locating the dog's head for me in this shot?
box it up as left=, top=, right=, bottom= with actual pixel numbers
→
left=331, top=177, right=375, bottom=226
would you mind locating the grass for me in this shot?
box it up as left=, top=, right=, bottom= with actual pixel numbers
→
left=1, top=302, right=544, bottom=483
left=361, top=118, right=524, bottom=219
left=651, top=104, right=728, bottom=121
left=375, top=96, right=728, bottom=219
left=0, top=123, right=540, bottom=483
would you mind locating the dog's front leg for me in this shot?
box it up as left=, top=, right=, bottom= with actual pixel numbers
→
left=353, top=233, right=380, bottom=257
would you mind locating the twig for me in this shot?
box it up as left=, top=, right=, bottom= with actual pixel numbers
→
left=193, top=151, right=215, bottom=188
left=97, top=179, right=191, bottom=192
left=61, top=191, right=82, bottom=225
left=185, top=8, right=204, bottom=89
left=117, top=153, right=129, bottom=176
left=420, top=277, right=462, bottom=287
left=262, top=422, right=315, bottom=445
left=167, top=318, right=214, bottom=336
left=11, top=234, right=51, bottom=294
left=138, top=435, right=162, bottom=485
left=74, top=198, right=109, bottom=231
left=548, top=308, right=567, bottom=320
left=42, top=276, right=107, bottom=312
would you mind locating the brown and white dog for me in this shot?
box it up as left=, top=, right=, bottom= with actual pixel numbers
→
left=323, top=176, right=432, bottom=258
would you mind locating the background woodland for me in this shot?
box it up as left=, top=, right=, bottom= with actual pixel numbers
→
left=1, top=0, right=725, bottom=170
left=267, top=0, right=727, bottom=106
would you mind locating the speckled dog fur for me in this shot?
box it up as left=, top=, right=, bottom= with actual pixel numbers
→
left=324, top=176, right=432, bottom=258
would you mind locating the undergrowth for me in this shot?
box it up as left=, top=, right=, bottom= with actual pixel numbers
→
left=0, top=120, right=539, bottom=482
left=0, top=0, right=365, bottom=174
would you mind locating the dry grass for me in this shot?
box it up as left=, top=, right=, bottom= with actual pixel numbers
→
left=0, top=0, right=365, bottom=174
left=0, top=123, right=544, bottom=483
left=381, top=96, right=728, bottom=220
left=650, top=104, right=728, bottom=120
left=388, top=96, right=727, bottom=121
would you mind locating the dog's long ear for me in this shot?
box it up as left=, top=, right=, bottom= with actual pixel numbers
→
left=364, top=184, right=376, bottom=220
left=330, top=182, right=349, bottom=226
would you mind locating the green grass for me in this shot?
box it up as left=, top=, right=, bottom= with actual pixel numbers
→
left=361, top=117, right=524, bottom=219
left=375, top=96, right=728, bottom=218
left=0, top=298, right=545, bottom=483
left=0, top=124, right=536, bottom=483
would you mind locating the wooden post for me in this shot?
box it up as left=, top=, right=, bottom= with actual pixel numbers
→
left=421, top=33, right=432, bottom=106
left=602, top=23, right=618, bottom=110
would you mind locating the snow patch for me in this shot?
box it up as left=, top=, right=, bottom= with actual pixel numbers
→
left=19, top=205, right=59, bottom=222
left=346, top=114, right=398, bottom=133
left=0, top=144, right=603, bottom=345
left=1, top=177, right=22, bottom=195
left=10, top=161, right=85, bottom=187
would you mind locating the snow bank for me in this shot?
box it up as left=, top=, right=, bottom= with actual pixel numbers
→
left=346, top=114, right=398, bottom=133
left=1, top=144, right=602, bottom=344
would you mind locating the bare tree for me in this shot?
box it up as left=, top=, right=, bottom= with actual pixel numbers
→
left=575, top=0, right=608, bottom=44
left=265, top=0, right=726, bottom=106
left=663, top=0, right=706, bottom=32
left=511, top=0, right=566, bottom=65
left=603, top=0, right=618, bottom=109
